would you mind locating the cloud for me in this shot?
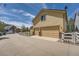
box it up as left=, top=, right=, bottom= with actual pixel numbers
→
left=0, top=16, right=32, bottom=28
left=0, top=16, right=10, bottom=21
left=6, top=21, right=32, bottom=28
left=42, top=3, right=47, bottom=9
left=0, top=11, right=23, bottom=20
left=0, top=8, right=34, bottom=22
left=0, top=7, right=34, bottom=28
left=74, top=8, right=79, bottom=13
left=11, top=9, right=24, bottom=13
left=69, top=8, right=79, bottom=18
left=11, top=9, right=35, bottom=18
left=0, top=7, right=5, bottom=13
left=23, top=12, right=35, bottom=18
left=0, top=19, right=32, bottom=28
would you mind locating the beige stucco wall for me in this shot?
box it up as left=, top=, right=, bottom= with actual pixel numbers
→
left=34, top=12, right=64, bottom=32
left=46, top=14, right=63, bottom=32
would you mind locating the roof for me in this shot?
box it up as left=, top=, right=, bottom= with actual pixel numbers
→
left=42, top=9, right=66, bottom=13
left=32, top=9, right=67, bottom=22
left=4, top=25, right=13, bottom=30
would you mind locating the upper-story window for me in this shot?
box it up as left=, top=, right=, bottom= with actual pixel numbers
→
left=41, top=15, right=46, bottom=21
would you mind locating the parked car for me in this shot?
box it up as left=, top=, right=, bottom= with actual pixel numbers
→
left=0, top=31, right=6, bottom=36
left=2, top=32, right=6, bottom=35
left=0, top=32, right=3, bottom=36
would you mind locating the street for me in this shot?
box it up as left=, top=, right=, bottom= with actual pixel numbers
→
left=0, top=33, right=79, bottom=56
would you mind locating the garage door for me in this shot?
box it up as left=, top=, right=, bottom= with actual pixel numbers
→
left=41, top=26, right=59, bottom=38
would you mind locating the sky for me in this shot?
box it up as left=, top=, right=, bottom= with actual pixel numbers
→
left=0, top=3, right=79, bottom=28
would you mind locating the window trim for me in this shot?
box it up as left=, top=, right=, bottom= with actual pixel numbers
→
left=40, top=15, right=47, bottom=21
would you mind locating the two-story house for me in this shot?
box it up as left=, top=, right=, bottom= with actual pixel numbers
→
left=32, top=9, right=67, bottom=38
left=4, top=25, right=16, bottom=34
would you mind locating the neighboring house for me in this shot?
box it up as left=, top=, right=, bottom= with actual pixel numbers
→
left=4, top=25, right=16, bottom=34
left=74, top=12, right=79, bottom=31
left=16, top=28, right=21, bottom=33
left=32, top=9, right=67, bottom=38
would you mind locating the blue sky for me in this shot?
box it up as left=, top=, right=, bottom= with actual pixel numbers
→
left=0, top=3, right=79, bottom=28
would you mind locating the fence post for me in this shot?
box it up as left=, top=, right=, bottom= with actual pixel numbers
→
left=61, top=32, right=64, bottom=42
left=75, top=32, right=77, bottom=44
left=73, top=32, right=76, bottom=44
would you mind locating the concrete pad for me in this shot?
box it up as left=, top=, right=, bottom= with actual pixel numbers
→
left=0, top=33, right=79, bottom=56
left=31, top=35, right=59, bottom=42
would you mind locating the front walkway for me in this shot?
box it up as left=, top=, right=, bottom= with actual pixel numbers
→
left=0, top=33, right=79, bottom=56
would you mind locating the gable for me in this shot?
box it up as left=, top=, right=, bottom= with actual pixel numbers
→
left=33, top=9, right=67, bottom=25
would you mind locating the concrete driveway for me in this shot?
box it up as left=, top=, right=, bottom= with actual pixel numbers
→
left=0, top=33, right=79, bottom=56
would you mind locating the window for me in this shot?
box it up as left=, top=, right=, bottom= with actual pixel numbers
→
left=41, top=15, right=46, bottom=21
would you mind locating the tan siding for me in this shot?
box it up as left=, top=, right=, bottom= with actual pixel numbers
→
left=33, top=9, right=66, bottom=27
left=63, top=14, right=67, bottom=32
left=34, top=13, right=64, bottom=32
left=46, top=15, right=63, bottom=31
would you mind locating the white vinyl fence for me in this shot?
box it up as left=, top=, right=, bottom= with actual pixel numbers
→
left=61, top=32, right=79, bottom=44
